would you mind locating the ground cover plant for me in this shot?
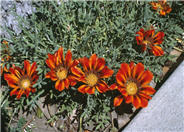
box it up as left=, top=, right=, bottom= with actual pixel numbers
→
left=1, top=0, right=184, bottom=131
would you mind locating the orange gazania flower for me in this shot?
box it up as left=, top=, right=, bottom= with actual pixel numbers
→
left=4, top=60, right=39, bottom=99
left=150, top=0, right=172, bottom=16
left=1, top=40, right=11, bottom=75
left=110, top=62, right=155, bottom=109
left=45, top=47, right=79, bottom=91
left=136, top=28, right=165, bottom=56
left=71, top=54, right=114, bottom=94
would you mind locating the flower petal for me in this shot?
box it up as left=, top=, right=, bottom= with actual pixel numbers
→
left=109, top=83, right=118, bottom=90
left=114, top=95, right=123, bottom=107
left=55, top=80, right=65, bottom=91
left=140, top=96, right=148, bottom=108
left=139, top=70, right=153, bottom=86
left=71, top=67, right=85, bottom=79
left=46, top=53, right=56, bottom=69
left=24, top=60, right=31, bottom=75
left=16, top=89, right=24, bottom=99
left=4, top=73, right=19, bottom=83
left=125, top=95, right=133, bottom=103
left=132, top=95, right=141, bottom=109
left=139, top=92, right=152, bottom=100
left=78, top=85, right=88, bottom=94
left=96, top=80, right=108, bottom=93
left=140, top=86, right=156, bottom=95
left=94, top=58, right=105, bottom=72
left=65, top=50, right=73, bottom=68
left=80, top=57, right=90, bottom=72
left=116, top=72, right=126, bottom=86
left=45, top=71, right=57, bottom=81
left=64, top=78, right=69, bottom=89
left=120, top=63, right=131, bottom=78
left=89, top=54, right=97, bottom=70
left=100, top=66, right=113, bottom=78
left=151, top=46, right=164, bottom=56
left=85, top=87, right=95, bottom=94
left=132, top=62, right=144, bottom=80
left=29, top=62, right=37, bottom=77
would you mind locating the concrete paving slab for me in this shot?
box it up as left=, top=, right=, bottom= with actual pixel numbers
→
left=123, top=61, right=184, bottom=132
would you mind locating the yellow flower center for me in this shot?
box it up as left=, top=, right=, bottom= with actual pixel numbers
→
left=20, top=79, right=31, bottom=89
left=56, top=68, right=68, bottom=80
left=126, top=81, right=138, bottom=95
left=143, top=40, right=151, bottom=45
left=86, top=73, right=98, bottom=87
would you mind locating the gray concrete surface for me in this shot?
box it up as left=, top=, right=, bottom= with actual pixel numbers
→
left=123, top=61, right=184, bottom=132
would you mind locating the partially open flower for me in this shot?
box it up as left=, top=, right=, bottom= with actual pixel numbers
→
left=45, top=47, right=79, bottom=91
left=150, top=0, right=172, bottom=16
left=110, top=62, right=155, bottom=109
left=1, top=40, right=11, bottom=75
left=4, top=60, right=39, bottom=99
left=136, top=28, right=165, bottom=56
left=71, top=54, right=114, bottom=94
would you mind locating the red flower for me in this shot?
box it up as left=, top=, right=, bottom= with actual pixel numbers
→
left=4, top=60, right=39, bottom=99
left=45, top=47, right=79, bottom=91
left=150, top=0, right=172, bottom=16
left=110, top=62, right=155, bottom=109
left=136, top=28, right=165, bottom=56
left=71, top=54, right=114, bottom=94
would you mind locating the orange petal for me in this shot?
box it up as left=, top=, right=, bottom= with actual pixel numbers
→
left=10, top=88, right=19, bottom=96
left=113, top=95, right=123, bottom=107
left=140, top=86, right=156, bottom=95
left=132, top=96, right=141, bottom=109
left=100, top=66, right=113, bottom=78
left=120, top=63, right=131, bottom=78
left=65, top=50, right=73, bottom=68
left=45, top=71, right=57, bottom=81
left=145, top=29, right=155, bottom=38
left=118, top=87, right=128, bottom=97
left=140, top=96, right=148, bottom=108
left=46, top=53, right=56, bottom=69
left=125, top=95, right=133, bottom=103
left=4, top=73, right=19, bottom=83
left=136, top=29, right=144, bottom=45
left=151, top=46, right=164, bottom=56
left=116, top=72, right=126, bottom=86
left=96, top=80, right=108, bottom=93
left=68, top=75, right=77, bottom=86
left=64, top=78, right=69, bottom=89
left=109, top=83, right=118, bottom=90
left=132, top=62, right=144, bottom=80
left=94, top=58, right=105, bottom=72
left=89, top=54, right=97, bottom=70
left=71, top=67, right=85, bottom=78
left=160, top=10, right=166, bottom=16
left=24, top=60, right=31, bottom=75
left=8, top=81, right=19, bottom=89
left=16, top=89, right=24, bottom=99
left=80, top=57, right=90, bottom=72
left=78, top=85, right=88, bottom=94
left=129, top=61, right=134, bottom=71
left=29, top=62, right=37, bottom=76
left=153, top=32, right=164, bottom=42
left=57, top=47, right=64, bottom=65
left=139, top=70, right=153, bottom=86
left=85, top=87, right=95, bottom=94
left=139, top=92, right=152, bottom=100
left=55, top=80, right=64, bottom=91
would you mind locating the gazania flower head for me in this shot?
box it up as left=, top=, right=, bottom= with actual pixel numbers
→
left=45, top=47, right=79, bottom=91
left=136, top=28, right=165, bottom=56
left=150, top=0, right=172, bottom=16
left=71, top=54, right=114, bottom=94
left=4, top=60, right=39, bottom=99
left=110, top=62, right=155, bottom=109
